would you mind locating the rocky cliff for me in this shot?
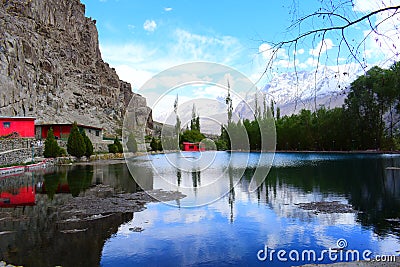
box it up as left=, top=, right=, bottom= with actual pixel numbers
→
left=0, top=0, right=152, bottom=136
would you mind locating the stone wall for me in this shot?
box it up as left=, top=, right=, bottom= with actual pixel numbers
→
left=0, top=146, right=43, bottom=166
left=57, top=139, right=111, bottom=153
left=0, top=138, right=33, bottom=152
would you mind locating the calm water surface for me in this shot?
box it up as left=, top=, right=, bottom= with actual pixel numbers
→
left=1, top=152, right=400, bottom=267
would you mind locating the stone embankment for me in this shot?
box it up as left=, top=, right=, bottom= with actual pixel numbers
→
left=0, top=139, right=43, bottom=166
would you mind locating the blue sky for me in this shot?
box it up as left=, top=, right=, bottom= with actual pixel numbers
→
left=80, top=0, right=400, bottom=121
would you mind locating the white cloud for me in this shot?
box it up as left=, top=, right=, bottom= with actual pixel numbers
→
left=99, top=28, right=244, bottom=90
left=171, top=29, right=243, bottom=65
left=305, top=57, right=318, bottom=67
left=113, top=64, right=154, bottom=91
left=294, top=48, right=304, bottom=55
left=354, top=2, right=400, bottom=64
left=143, top=19, right=157, bottom=32
left=352, top=0, right=400, bottom=12
left=164, top=7, right=173, bottom=12
left=309, top=38, right=334, bottom=56
left=259, top=43, right=288, bottom=61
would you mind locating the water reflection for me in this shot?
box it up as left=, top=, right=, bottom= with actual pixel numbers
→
left=1, top=153, right=399, bottom=267
left=0, top=162, right=140, bottom=267
left=128, top=152, right=400, bottom=234
left=101, top=152, right=400, bottom=267
left=0, top=172, right=35, bottom=208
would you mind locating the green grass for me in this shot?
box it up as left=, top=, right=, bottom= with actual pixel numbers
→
left=0, top=161, right=36, bottom=168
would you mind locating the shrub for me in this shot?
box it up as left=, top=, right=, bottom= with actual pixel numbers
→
left=58, top=147, right=67, bottom=156
left=126, top=133, right=138, bottom=153
left=108, top=143, right=118, bottom=153
left=113, top=136, right=123, bottom=153
left=180, top=129, right=205, bottom=144
left=67, top=122, right=86, bottom=158
left=81, top=130, right=94, bottom=157
left=44, top=128, right=61, bottom=158
left=149, top=137, right=163, bottom=151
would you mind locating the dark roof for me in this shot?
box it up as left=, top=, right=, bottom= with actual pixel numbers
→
left=0, top=116, right=36, bottom=120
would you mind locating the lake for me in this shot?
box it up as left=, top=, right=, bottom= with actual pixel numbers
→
left=1, top=152, right=399, bottom=266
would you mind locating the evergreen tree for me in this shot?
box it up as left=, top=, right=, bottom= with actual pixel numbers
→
left=174, top=94, right=181, bottom=135
left=226, top=79, right=233, bottom=124
left=108, top=143, right=118, bottom=153
left=67, top=122, right=86, bottom=158
left=271, top=100, right=275, bottom=118
left=190, top=104, right=196, bottom=130
left=81, top=130, right=94, bottom=158
left=44, top=127, right=61, bottom=158
left=113, top=136, right=123, bottom=153
left=195, top=116, right=200, bottom=132
left=150, top=137, right=158, bottom=151
left=126, top=133, right=138, bottom=153
left=276, top=107, right=281, bottom=120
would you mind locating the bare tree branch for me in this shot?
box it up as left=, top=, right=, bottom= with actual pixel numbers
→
left=259, top=2, right=400, bottom=112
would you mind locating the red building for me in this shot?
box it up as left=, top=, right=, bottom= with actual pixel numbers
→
left=0, top=186, right=35, bottom=208
left=36, top=123, right=103, bottom=142
left=0, top=117, right=35, bottom=138
left=183, top=142, right=206, bottom=152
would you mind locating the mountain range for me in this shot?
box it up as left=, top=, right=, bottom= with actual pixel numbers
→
left=165, top=65, right=365, bottom=134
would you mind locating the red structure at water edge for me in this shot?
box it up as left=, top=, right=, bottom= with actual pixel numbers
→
left=0, top=117, right=35, bottom=138
left=0, top=186, right=36, bottom=208
left=183, top=142, right=206, bottom=152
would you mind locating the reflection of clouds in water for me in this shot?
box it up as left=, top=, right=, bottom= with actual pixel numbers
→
left=370, top=231, right=399, bottom=255
left=184, top=209, right=213, bottom=223
left=117, top=205, right=159, bottom=236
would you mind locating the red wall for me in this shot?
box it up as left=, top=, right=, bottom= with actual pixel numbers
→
left=0, top=186, right=35, bottom=207
left=41, top=125, right=72, bottom=139
left=183, top=142, right=205, bottom=152
left=0, top=118, right=35, bottom=138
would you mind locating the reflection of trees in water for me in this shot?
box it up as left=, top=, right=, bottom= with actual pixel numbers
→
left=0, top=173, right=36, bottom=195
left=176, top=169, right=181, bottom=186
left=43, top=172, right=62, bottom=200
left=228, top=166, right=235, bottom=223
left=239, top=156, right=400, bottom=237
left=191, top=171, right=201, bottom=188
left=67, top=165, right=94, bottom=197
left=1, top=209, right=133, bottom=266
left=127, top=161, right=153, bottom=191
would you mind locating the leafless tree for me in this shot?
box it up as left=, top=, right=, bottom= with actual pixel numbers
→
left=260, top=0, right=400, bottom=110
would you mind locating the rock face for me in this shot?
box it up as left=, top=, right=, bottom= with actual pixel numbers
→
left=0, top=0, right=152, bottom=136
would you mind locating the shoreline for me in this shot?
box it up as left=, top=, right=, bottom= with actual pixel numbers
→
left=1, top=149, right=399, bottom=177
left=225, top=149, right=400, bottom=154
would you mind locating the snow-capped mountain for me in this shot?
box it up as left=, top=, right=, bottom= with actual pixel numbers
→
left=154, top=65, right=365, bottom=134
left=236, top=65, right=364, bottom=119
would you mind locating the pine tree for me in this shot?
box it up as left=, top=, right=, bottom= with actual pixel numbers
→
left=44, top=127, right=61, bottom=158
left=81, top=130, right=94, bottom=158
left=195, top=116, right=200, bottom=132
left=150, top=137, right=158, bottom=151
left=114, top=136, right=123, bottom=153
left=67, top=122, right=86, bottom=158
left=126, top=133, right=138, bottom=153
